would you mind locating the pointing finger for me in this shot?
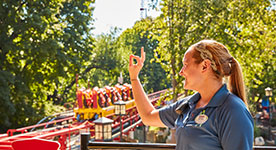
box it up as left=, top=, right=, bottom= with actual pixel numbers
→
left=141, top=47, right=146, bottom=62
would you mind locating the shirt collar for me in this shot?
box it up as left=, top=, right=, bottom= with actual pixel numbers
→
left=188, top=84, right=230, bottom=108
left=175, top=84, right=230, bottom=114
left=188, top=93, right=200, bottom=108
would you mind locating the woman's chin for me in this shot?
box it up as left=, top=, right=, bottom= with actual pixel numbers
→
left=183, top=84, right=189, bottom=90
left=184, top=84, right=193, bottom=90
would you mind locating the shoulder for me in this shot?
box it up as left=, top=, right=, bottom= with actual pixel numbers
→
left=163, top=94, right=192, bottom=111
left=159, top=93, right=196, bottom=114
left=217, top=93, right=253, bottom=123
left=172, top=94, right=195, bottom=107
left=221, top=93, right=248, bottom=112
left=158, top=94, right=195, bottom=128
left=177, top=94, right=193, bottom=105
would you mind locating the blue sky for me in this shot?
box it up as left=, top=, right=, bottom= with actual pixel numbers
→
left=92, top=0, right=161, bottom=35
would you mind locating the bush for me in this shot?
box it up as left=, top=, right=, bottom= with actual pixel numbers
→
left=254, top=125, right=261, bottom=138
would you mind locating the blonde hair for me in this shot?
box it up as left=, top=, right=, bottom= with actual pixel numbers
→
left=191, top=40, right=247, bottom=107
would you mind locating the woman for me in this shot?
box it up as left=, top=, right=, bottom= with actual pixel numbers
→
left=129, top=40, right=253, bottom=150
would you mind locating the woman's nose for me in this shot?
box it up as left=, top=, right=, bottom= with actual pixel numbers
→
left=179, top=67, right=184, bottom=76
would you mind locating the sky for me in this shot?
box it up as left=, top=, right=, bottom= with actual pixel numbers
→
left=92, top=0, right=161, bottom=36
left=92, top=0, right=276, bottom=36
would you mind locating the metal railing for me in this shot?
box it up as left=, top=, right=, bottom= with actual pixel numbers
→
left=80, top=134, right=276, bottom=150
left=87, top=142, right=176, bottom=149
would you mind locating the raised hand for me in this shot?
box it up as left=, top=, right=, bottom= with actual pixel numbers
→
left=129, top=47, right=146, bottom=80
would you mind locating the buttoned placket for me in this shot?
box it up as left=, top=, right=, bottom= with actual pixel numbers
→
left=182, top=103, right=194, bottom=127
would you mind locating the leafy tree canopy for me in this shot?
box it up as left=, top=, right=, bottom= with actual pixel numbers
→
left=117, top=18, right=170, bottom=93
left=150, top=0, right=275, bottom=104
left=0, top=0, right=95, bottom=132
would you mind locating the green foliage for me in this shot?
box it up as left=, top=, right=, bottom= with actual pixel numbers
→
left=117, top=18, right=170, bottom=93
left=0, top=0, right=275, bottom=134
left=84, top=27, right=132, bottom=88
left=254, top=123, right=261, bottom=138
left=0, top=71, right=15, bottom=127
left=44, top=101, right=67, bottom=117
left=0, top=0, right=95, bottom=132
left=149, top=0, right=276, bottom=103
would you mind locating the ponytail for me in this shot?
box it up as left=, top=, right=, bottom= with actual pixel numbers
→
left=228, top=58, right=248, bottom=107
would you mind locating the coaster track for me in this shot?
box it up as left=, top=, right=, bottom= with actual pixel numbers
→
left=0, top=83, right=169, bottom=150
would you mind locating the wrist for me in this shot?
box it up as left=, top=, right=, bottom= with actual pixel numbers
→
left=130, top=78, right=139, bottom=82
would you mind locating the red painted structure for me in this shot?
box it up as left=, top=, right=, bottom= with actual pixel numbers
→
left=0, top=81, right=169, bottom=150
left=12, top=138, right=60, bottom=150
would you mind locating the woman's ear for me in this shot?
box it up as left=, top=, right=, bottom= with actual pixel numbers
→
left=201, top=59, right=211, bottom=72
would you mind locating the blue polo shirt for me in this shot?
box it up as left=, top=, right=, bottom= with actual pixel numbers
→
left=159, top=85, right=253, bottom=150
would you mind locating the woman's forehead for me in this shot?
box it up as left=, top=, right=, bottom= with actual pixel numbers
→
left=183, top=49, right=194, bottom=62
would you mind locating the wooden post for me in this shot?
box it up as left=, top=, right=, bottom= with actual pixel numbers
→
left=81, top=133, right=90, bottom=150
left=143, top=125, right=146, bottom=143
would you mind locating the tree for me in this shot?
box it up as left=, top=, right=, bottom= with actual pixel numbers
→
left=0, top=0, right=95, bottom=132
left=84, top=27, right=132, bottom=88
left=150, top=0, right=275, bottom=104
left=117, top=18, right=170, bottom=93
left=228, top=1, right=276, bottom=108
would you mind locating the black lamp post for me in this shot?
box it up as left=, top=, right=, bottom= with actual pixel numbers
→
left=265, top=87, right=273, bottom=141
left=93, top=117, right=113, bottom=142
left=114, top=100, right=126, bottom=142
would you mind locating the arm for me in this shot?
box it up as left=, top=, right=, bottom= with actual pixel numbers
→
left=129, top=47, right=166, bottom=127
